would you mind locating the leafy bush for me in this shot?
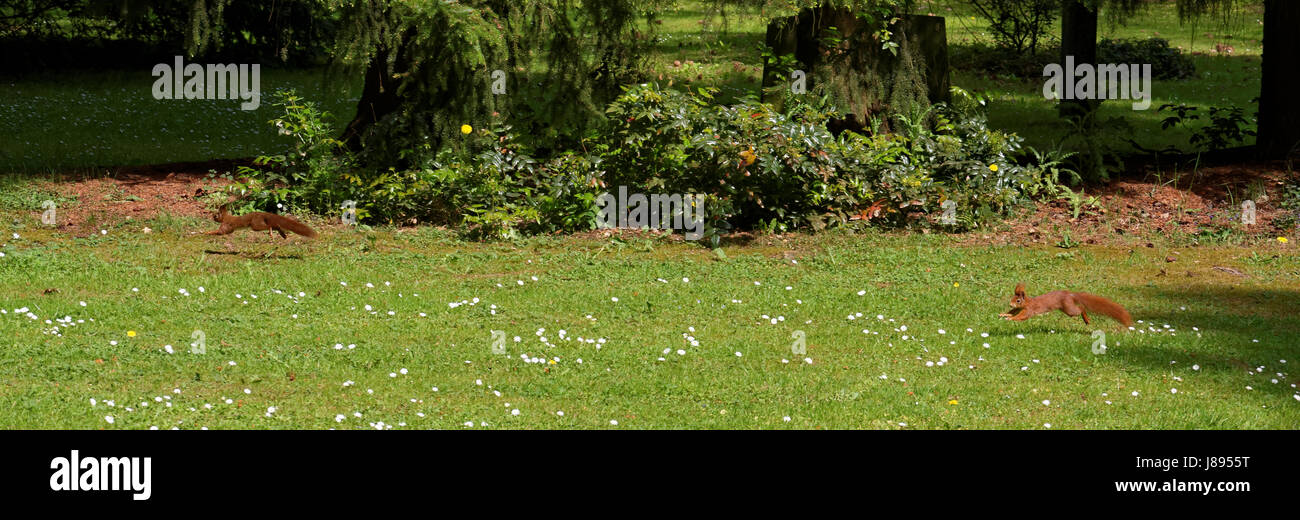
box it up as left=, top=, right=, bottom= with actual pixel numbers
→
left=602, top=84, right=854, bottom=232
left=1158, top=103, right=1257, bottom=151
left=600, top=83, right=1048, bottom=233
left=240, top=85, right=1064, bottom=241
left=227, top=90, right=356, bottom=217
left=953, top=36, right=1194, bottom=86
left=422, top=135, right=605, bottom=239
left=231, top=90, right=606, bottom=238
left=1056, top=110, right=1134, bottom=183
left=1097, top=38, right=1195, bottom=80
left=948, top=41, right=1060, bottom=81
left=1276, top=174, right=1300, bottom=233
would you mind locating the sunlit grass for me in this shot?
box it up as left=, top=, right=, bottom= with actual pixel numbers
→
left=923, top=0, right=1264, bottom=56
left=0, top=208, right=1297, bottom=429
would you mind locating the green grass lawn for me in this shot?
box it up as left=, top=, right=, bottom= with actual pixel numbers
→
left=954, top=53, right=1261, bottom=153
left=927, top=0, right=1265, bottom=54
left=2, top=212, right=1297, bottom=429
left=3, top=2, right=1292, bottom=430
left=0, top=68, right=360, bottom=173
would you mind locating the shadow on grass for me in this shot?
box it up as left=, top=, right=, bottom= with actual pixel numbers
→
left=203, top=249, right=305, bottom=260
left=1110, top=285, right=1300, bottom=395
left=1134, top=285, right=1300, bottom=329
left=980, top=284, right=1299, bottom=396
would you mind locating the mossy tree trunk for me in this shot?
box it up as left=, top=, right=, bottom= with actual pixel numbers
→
left=760, top=8, right=949, bottom=132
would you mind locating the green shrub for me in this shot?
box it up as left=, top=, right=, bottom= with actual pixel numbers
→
left=602, top=83, right=855, bottom=232
left=1097, top=38, right=1195, bottom=80
left=952, top=37, right=1193, bottom=83
left=239, top=85, right=1062, bottom=240
left=226, top=89, right=356, bottom=216
left=419, top=133, right=606, bottom=239
left=600, top=83, right=1047, bottom=233
left=1158, top=103, right=1257, bottom=152
left=1277, top=174, right=1300, bottom=233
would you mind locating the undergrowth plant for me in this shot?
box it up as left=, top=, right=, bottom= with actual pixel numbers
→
left=232, top=83, right=1073, bottom=241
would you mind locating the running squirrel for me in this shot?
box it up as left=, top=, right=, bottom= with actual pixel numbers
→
left=206, top=204, right=317, bottom=239
left=999, top=283, right=1134, bottom=327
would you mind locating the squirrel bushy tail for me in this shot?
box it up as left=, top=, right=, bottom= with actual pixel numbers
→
left=275, top=214, right=317, bottom=238
left=1073, top=293, right=1134, bottom=327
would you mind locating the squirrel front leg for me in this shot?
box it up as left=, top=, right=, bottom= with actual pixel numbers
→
left=1008, top=307, right=1039, bottom=321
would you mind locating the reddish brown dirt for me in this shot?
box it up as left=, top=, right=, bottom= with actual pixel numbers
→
left=35, top=158, right=1298, bottom=245
left=43, top=159, right=243, bottom=236
left=968, top=160, right=1297, bottom=246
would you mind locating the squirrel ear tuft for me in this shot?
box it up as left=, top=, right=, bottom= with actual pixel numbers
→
left=1014, top=283, right=1026, bottom=296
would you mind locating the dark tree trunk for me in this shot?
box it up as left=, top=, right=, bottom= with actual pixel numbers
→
left=340, top=45, right=402, bottom=152
left=1058, top=0, right=1098, bottom=121
left=340, top=28, right=418, bottom=153
left=1258, top=0, right=1300, bottom=159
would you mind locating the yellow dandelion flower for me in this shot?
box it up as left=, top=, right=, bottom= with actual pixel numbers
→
left=460, top=124, right=473, bottom=135
left=948, top=399, right=959, bottom=405
left=127, top=331, right=136, bottom=337
left=739, top=148, right=756, bottom=167
left=989, top=164, right=999, bottom=172
left=953, top=282, right=959, bottom=287
left=1279, top=237, right=1289, bottom=244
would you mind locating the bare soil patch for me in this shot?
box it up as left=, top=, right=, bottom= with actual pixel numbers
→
left=43, top=159, right=243, bottom=236
left=970, top=160, right=1296, bottom=246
